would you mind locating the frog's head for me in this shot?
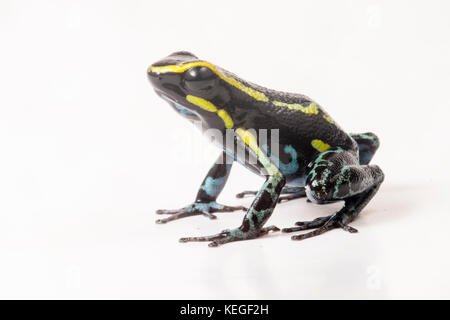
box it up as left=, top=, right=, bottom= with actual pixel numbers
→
left=147, top=51, right=233, bottom=130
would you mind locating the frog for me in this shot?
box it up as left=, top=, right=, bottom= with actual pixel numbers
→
left=147, top=51, right=384, bottom=247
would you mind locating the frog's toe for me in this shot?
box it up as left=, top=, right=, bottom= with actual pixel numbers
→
left=155, top=202, right=246, bottom=224
left=194, top=201, right=246, bottom=214
left=258, top=225, right=281, bottom=236
left=179, top=226, right=280, bottom=247
left=179, top=229, right=234, bottom=246
left=282, top=216, right=331, bottom=232
left=156, top=209, right=182, bottom=215
left=290, top=222, right=357, bottom=240
left=156, top=210, right=201, bottom=224
left=238, top=189, right=308, bottom=203
left=278, top=192, right=308, bottom=203
left=282, top=213, right=358, bottom=240
left=201, top=212, right=217, bottom=220
left=215, top=203, right=247, bottom=212
left=235, top=190, right=258, bottom=198
left=200, top=203, right=247, bottom=219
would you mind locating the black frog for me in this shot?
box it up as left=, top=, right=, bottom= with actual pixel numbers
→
left=147, top=51, right=384, bottom=247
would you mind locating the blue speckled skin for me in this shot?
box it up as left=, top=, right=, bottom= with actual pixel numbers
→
left=148, top=51, right=384, bottom=246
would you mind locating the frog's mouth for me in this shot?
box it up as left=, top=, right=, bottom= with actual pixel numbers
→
left=155, top=90, right=200, bottom=121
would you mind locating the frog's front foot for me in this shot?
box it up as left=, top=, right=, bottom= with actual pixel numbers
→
left=179, top=225, right=280, bottom=247
left=281, top=211, right=358, bottom=241
left=155, top=202, right=246, bottom=224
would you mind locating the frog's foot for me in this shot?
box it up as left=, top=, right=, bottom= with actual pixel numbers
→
left=281, top=212, right=358, bottom=241
left=179, top=225, right=280, bottom=247
left=155, top=202, right=246, bottom=224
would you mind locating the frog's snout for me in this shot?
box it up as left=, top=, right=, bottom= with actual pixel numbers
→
left=147, top=65, right=162, bottom=84
left=147, top=65, right=157, bottom=76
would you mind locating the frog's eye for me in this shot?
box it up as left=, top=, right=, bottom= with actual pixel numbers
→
left=184, top=66, right=217, bottom=91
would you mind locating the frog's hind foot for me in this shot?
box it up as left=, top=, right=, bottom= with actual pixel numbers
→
left=236, top=187, right=307, bottom=203
left=155, top=202, right=246, bottom=224
left=281, top=212, right=358, bottom=241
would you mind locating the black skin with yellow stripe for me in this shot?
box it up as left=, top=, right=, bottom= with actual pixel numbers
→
left=147, top=51, right=384, bottom=246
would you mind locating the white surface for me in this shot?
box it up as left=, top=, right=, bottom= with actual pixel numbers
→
left=1, top=0, right=449, bottom=299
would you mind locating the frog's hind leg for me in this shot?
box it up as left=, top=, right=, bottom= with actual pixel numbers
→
left=350, top=132, right=380, bottom=165
left=236, top=186, right=307, bottom=203
left=282, top=148, right=384, bottom=240
left=155, top=151, right=246, bottom=224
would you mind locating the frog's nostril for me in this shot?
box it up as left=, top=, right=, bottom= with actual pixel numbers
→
left=147, top=66, right=160, bottom=79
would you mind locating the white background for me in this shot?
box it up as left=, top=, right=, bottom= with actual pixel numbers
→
left=1, top=0, right=449, bottom=299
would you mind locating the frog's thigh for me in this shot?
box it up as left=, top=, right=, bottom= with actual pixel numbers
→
left=349, top=132, right=380, bottom=165
left=281, top=149, right=384, bottom=239
left=305, top=149, right=384, bottom=203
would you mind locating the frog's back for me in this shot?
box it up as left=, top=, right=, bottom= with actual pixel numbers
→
left=225, top=73, right=358, bottom=179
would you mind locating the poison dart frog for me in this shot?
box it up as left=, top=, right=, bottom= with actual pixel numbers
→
left=147, top=51, right=384, bottom=247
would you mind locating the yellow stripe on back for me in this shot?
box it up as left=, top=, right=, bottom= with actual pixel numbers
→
left=149, top=62, right=269, bottom=102
left=272, top=101, right=319, bottom=114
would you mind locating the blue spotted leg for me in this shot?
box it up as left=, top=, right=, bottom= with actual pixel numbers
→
left=156, top=151, right=246, bottom=224
left=180, top=129, right=286, bottom=246
left=180, top=170, right=285, bottom=246
left=282, top=148, right=384, bottom=240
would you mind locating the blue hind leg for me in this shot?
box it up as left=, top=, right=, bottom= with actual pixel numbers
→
left=350, top=132, right=380, bottom=165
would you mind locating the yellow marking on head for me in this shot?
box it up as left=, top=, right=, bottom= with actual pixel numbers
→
left=149, top=62, right=268, bottom=102
left=322, top=114, right=334, bottom=124
left=272, top=101, right=319, bottom=114
left=217, top=109, right=234, bottom=129
left=185, top=95, right=234, bottom=129
left=186, top=95, right=217, bottom=112
left=235, top=128, right=279, bottom=176
left=311, top=139, right=331, bottom=152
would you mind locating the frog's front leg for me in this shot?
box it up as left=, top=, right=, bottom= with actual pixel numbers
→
left=180, top=171, right=285, bottom=246
left=180, top=128, right=286, bottom=246
left=155, top=151, right=246, bottom=224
